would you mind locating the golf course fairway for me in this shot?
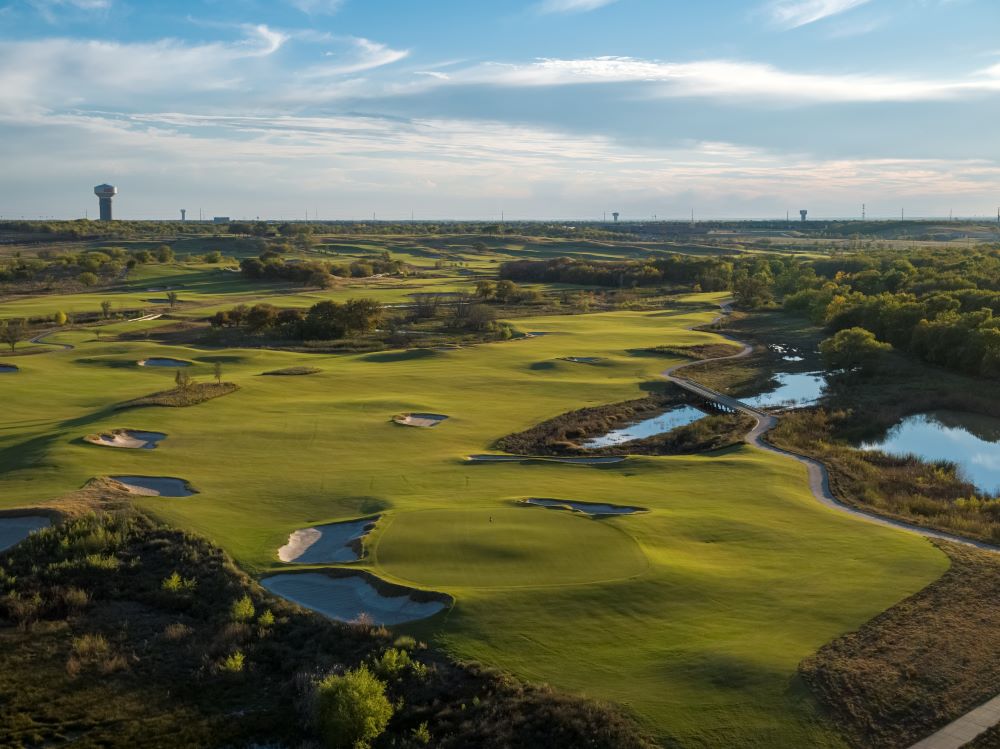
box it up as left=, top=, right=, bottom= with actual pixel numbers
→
left=0, top=292, right=948, bottom=747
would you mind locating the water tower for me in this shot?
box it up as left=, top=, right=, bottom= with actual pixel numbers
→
left=612, top=212, right=620, bottom=223
left=799, top=209, right=808, bottom=222
left=94, top=184, right=117, bottom=221
left=180, top=209, right=186, bottom=222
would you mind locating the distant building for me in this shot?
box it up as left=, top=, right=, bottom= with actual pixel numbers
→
left=800, top=210, right=808, bottom=222
left=612, top=212, right=620, bottom=223
left=93, top=184, right=117, bottom=221
left=213, top=216, right=231, bottom=224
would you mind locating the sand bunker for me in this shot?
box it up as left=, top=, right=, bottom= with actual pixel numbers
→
left=110, top=475, right=195, bottom=497
left=85, top=429, right=167, bottom=450
left=138, top=358, right=192, bottom=368
left=0, top=516, right=50, bottom=552
left=0, top=364, right=18, bottom=373
left=393, top=413, right=449, bottom=428
left=262, top=572, right=449, bottom=626
left=524, top=498, right=646, bottom=516
left=467, top=454, right=624, bottom=465
left=278, top=518, right=377, bottom=564
left=560, top=357, right=603, bottom=364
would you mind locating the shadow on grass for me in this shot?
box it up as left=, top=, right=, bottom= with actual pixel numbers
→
left=363, top=349, right=438, bottom=363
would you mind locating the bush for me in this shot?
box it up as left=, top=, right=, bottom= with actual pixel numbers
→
left=220, top=650, right=246, bottom=673
left=370, top=647, right=412, bottom=679
left=230, top=595, right=255, bottom=623
left=314, top=665, right=393, bottom=749
left=161, top=571, right=197, bottom=593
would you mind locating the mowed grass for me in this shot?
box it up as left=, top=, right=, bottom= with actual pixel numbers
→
left=0, top=291, right=947, bottom=747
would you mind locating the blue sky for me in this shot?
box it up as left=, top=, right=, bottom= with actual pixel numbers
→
left=1, top=0, right=999, bottom=220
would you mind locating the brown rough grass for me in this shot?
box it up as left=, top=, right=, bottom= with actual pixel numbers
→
left=801, top=541, right=1000, bottom=749
left=117, top=382, right=239, bottom=409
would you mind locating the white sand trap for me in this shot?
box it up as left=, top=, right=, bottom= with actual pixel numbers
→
left=0, top=364, right=18, bottom=373
left=0, top=516, right=50, bottom=552
left=110, top=475, right=195, bottom=497
left=278, top=518, right=377, bottom=564
left=86, top=429, right=167, bottom=450
left=393, top=413, right=449, bottom=428
left=262, top=573, right=448, bottom=626
left=525, top=498, right=646, bottom=516
left=138, top=358, right=192, bottom=368
left=467, top=454, right=625, bottom=465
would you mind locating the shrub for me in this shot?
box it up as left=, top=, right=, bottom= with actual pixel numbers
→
left=371, top=647, right=412, bottom=679
left=258, top=609, right=275, bottom=628
left=161, top=571, right=196, bottom=593
left=220, top=650, right=245, bottom=673
left=163, top=623, right=193, bottom=641
left=72, top=633, right=110, bottom=659
left=62, top=587, right=89, bottom=613
left=230, top=595, right=255, bottom=623
left=314, top=665, right=393, bottom=749
left=411, top=722, right=431, bottom=745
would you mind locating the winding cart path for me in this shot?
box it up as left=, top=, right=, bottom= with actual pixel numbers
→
left=662, top=301, right=1000, bottom=749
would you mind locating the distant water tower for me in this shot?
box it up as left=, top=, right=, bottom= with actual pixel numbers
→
left=799, top=209, right=808, bottom=222
left=94, top=184, right=117, bottom=221
left=180, top=209, right=187, bottom=222
left=612, top=212, right=620, bottom=223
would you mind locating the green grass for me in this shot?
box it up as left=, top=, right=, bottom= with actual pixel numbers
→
left=0, top=290, right=947, bottom=747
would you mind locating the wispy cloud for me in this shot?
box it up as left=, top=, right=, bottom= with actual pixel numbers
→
left=538, top=0, right=621, bottom=14
left=415, top=56, right=1000, bottom=103
left=28, top=0, right=112, bottom=22
left=765, top=0, right=873, bottom=29
left=287, top=0, right=344, bottom=14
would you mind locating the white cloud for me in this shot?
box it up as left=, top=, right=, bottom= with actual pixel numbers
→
left=765, top=0, right=873, bottom=28
left=313, top=37, right=409, bottom=76
left=28, top=0, right=111, bottom=22
left=538, top=0, right=620, bottom=13
left=418, top=56, right=1000, bottom=103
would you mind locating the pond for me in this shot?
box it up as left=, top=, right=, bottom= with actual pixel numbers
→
left=583, top=405, right=705, bottom=448
left=859, top=410, right=1000, bottom=495
left=743, top=371, right=827, bottom=410
left=0, top=364, right=18, bottom=374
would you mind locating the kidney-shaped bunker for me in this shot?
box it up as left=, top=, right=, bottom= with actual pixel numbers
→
left=278, top=518, right=378, bottom=564
left=0, top=516, right=50, bottom=552
left=86, top=430, right=167, bottom=450
left=262, top=571, right=450, bottom=626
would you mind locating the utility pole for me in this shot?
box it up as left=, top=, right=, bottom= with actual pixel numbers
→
left=862, top=203, right=866, bottom=221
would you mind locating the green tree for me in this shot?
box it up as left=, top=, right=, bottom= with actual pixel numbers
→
left=156, top=245, right=174, bottom=263
left=100, top=300, right=113, bottom=319
left=213, top=361, right=223, bottom=384
left=0, top=318, right=27, bottom=353
left=474, top=280, right=496, bottom=300
left=314, top=665, right=393, bottom=749
left=79, top=272, right=99, bottom=287
left=166, top=291, right=179, bottom=308
left=819, top=327, right=891, bottom=373
left=53, top=310, right=68, bottom=326
left=174, top=370, right=192, bottom=390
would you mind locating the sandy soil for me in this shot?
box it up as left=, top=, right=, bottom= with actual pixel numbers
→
left=278, top=518, right=376, bottom=564
left=85, top=430, right=166, bottom=450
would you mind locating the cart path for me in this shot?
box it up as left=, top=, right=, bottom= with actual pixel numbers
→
left=661, top=300, right=1000, bottom=749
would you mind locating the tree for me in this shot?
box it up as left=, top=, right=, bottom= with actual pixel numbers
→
left=100, top=300, right=112, bottom=319
left=493, top=279, right=518, bottom=304
left=213, top=361, right=222, bottom=384
left=174, top=369, right=192, bottom=389
left=314, top=665, right=393, bottom=749
left=474, top=280, right=496, bottom=300
left=245, top=304, right=277, bottom=332
left=310, top=270, right=334, bottom=289
left=53, top=310, right=68, bottom=326
left=819, top=327, right=891, bottom=373
left=166, top=291, right=179, bottom=308
left=156, top=245, right=174, bottom=263
left=79, top=272, right=98, bottom=287
left=0, top=318, right=27, bottom=353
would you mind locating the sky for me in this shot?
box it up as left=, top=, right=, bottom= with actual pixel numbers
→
left=1, top=0, right=999, bottom=220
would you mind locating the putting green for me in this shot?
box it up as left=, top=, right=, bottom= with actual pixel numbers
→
left=373, top=507, right=648, bottom=588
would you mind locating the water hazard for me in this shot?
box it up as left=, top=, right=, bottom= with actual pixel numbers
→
left=860, top=410, right=1000, bottom=495
left=583, top=405, right=705, bottom=448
